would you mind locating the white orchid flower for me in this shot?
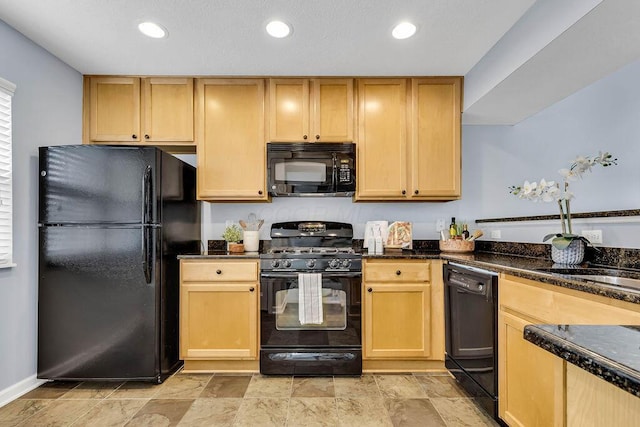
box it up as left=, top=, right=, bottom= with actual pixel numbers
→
left=559, top=168, right=578, bottom=181
left=521, top=181, right=535, bottom=197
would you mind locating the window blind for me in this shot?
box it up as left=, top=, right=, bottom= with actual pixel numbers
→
left=0, top=77, right=16, bottom=267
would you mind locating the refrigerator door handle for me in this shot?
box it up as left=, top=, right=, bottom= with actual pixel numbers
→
left=142, top=165, right=152, bottom=224
left=142, top=226, right=152, bottom=284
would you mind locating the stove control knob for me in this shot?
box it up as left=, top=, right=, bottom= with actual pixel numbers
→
left=283, top=260, right=292, bottom=268
left=341, top=259, right=351, bottom=269
left=270, top=260, right=280, bottom=268
left=306, top=259, right=316, bottom=268
left=329, top=259, right=340, bottom=268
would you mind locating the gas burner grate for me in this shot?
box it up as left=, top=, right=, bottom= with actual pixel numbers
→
left=268, top=247, right=355, bottom=255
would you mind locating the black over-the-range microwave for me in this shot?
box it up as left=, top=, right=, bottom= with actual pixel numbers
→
left=267, top=142, right=356, bottom=197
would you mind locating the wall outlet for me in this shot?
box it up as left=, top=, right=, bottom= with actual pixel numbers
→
left=436, top=219, right=446, bottom=231
left=582, top=229, right=603, bottom=244
left=490, top=230, right=502, bottom=239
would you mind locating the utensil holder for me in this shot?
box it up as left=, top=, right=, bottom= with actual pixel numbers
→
left=243, top=230, right=259, bottom=252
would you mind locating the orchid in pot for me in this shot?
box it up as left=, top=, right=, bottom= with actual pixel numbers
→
left=509, top=151, right=617, bottom=264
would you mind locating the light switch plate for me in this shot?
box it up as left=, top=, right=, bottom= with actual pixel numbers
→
left=490, top=230, right=501, bottom=239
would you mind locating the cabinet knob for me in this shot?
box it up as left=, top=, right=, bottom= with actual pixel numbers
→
left=401, top=190, right=406, bottom=195
left=258, top=190, right=263, bottom=195
left=367, top=287, right=373, bottom=293
left=249, top=287, right=255, bottom=292
left=414, top=190, right=419, bottom=195
left=216, top=269, right=222, bottom=275
left=145, top=134, right=150, bottom=140
left=303, top=134, right=308, bottom=140
left=315, top=135, right=320, bottom=140
left=396, top=270, right=401, bottom=276
left=132, top=134, right=138, bottom=139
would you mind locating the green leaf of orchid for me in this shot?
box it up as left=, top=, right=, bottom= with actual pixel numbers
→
left=542, top=233, right=561, bottom=242
left=551, top=236, right=573, bottom=250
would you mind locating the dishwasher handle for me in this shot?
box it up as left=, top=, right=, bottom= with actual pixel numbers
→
left=446, top=272, right=492, bottom=298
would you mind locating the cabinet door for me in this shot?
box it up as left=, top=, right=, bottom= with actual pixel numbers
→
left=566, top=363, right=640, bottom=427
left=196, top=79, right=267, bottom=200
left=180, top=282, right=258, bottom=359
left=356, top=79, right=408, bottom=199
left=410, top=78, right=461, bottom=199
left=311, top=79, right=354, bottom=142
left=498, top=311, right=564, bottom=427
left=363, top=283, right=431, bottom=359
left=268, top=79, right=310, bottom=141
left=142, top=77, right=194, bottom=143
left=88, top=76, right=141, bottom=142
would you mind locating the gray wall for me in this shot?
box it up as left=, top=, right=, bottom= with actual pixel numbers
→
left=200, top=58, right=640, bottom=249
left=462, top=58, right=640, bottom=247
left=0, top=20, right=82, bottom=393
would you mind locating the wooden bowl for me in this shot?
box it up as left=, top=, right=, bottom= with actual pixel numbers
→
left=439, top=239, right=475, bottom=253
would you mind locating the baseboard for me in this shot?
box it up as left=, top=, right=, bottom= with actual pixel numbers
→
left=0, top=375, right=47, bottom=408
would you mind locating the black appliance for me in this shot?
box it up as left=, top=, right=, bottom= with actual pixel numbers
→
left=267, top=142, right=355, bottom=196
left=260, top=221, right=362, bottom=375
left=444, top=263, right=500, bottom=422
left=38, top=145, right=201, bottom=383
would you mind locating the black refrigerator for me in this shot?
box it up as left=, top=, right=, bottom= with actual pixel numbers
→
left=38, top=145, right=201, bottom=383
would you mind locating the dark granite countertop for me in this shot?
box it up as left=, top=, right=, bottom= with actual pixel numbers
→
left=178, top=251, right=261, bottom=260
left=364, top=249, right=640, bottom=304
left=179, top=240, right=640, bottom=305
left=524, top=324, right=640, bottom=398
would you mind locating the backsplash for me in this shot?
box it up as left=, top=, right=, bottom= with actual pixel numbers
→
left=207, top=239, right=640, bottom=270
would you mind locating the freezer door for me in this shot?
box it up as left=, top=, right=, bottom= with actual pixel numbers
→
left=39, top=145, right=157, bottom=225
left=38, top=225, right=162, bottom=381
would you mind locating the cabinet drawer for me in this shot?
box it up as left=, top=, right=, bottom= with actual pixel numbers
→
left=364, top=260, right=430, bottom=282
left=181, top=260, right=258, bottom=282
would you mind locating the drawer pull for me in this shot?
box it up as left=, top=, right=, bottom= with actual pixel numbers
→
left=216, top=269, right=222, bottom=275
left=396, top=270, right=401, bottom=275
left=367, top=287, right=373, bottom=293
left=249, top=287, right=255, bottom=292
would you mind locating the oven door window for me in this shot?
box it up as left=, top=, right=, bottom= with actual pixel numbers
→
left=273, top=280, right=347, bottom=331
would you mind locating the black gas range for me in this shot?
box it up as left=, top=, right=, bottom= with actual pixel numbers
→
left=259, top=221, right=362, bottom=376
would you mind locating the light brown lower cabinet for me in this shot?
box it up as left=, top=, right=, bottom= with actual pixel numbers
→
left=566, top=363, right=640, bottom=427
left=362, top=259, right=445, bottom=372
left=179, top=259, right=260, bottom=372
left=498, top=274, right=640, bottom=426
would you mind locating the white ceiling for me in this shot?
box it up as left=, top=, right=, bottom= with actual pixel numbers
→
left=0, top=0, right=639, bottom=124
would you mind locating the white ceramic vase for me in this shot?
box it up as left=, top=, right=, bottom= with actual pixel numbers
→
left=551, top=239, right=585, bottom=265
left=243, top=230, right=260, bottom=252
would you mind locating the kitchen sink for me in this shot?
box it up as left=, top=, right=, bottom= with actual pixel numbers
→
left=533, top=267, right=640, bottom=292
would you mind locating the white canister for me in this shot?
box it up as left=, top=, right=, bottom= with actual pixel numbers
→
left=243, top=230, right=260, bottom=252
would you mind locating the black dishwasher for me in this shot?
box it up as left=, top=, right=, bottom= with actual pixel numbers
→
left=444, top=263, right=499, bottom=422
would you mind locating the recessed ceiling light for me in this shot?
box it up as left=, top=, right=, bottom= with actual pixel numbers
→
left=392, top=22, right=417, bottom=40
left=138, top=21, right=168, bottom=39
left=266, top=20, right=291, bottom=38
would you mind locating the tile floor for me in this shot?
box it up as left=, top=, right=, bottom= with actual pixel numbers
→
left=0, top=371, right=498, bottom=426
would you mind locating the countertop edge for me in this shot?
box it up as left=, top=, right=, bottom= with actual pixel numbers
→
left=524, top=325, right=640, bottom=398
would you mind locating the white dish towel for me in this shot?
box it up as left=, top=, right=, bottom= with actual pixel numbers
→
left=298, top=273, right=323, bottom=325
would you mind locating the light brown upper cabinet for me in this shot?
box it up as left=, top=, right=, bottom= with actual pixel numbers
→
left=356, top=79, right=409, bottom=199
left=411, top=78, right=461, bottom=199
left=268, top=78, right=354, bottom=142
left=83, top=76, right=194, bottom=148
left=195, top=78, right=268, bottom=201
left=356, top=77, right=462, bottom=201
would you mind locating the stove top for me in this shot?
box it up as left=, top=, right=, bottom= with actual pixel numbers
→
left=266, top=247, right=356, bottom=255
left=260, top=221, right=361, bottom=273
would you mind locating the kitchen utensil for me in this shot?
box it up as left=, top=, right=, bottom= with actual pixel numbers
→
left=239, top=220, right=247, bottom=230
left=467, top=230, right=484, bottom=241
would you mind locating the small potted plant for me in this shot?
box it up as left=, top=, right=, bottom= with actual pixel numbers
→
left=222, top=224, right=244, bottom=253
